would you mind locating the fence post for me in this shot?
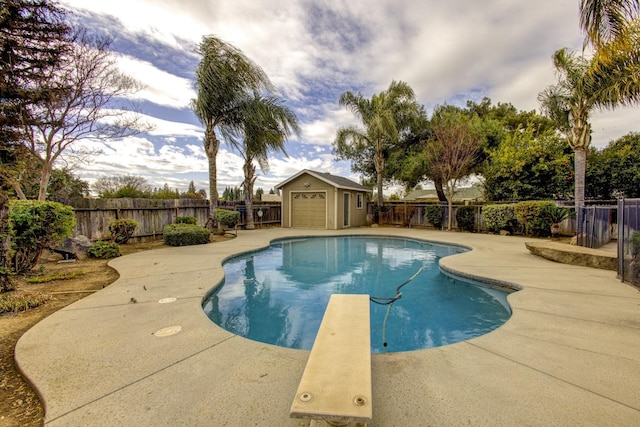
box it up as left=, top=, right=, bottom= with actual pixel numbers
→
left=618, top=196, right=624, bottom=280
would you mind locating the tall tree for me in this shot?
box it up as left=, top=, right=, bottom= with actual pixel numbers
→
left=334, top=80, right=420, bottom=220
left=16, top=31, right=144, bottom=200
left=424, top=108, right=483, bottom=230
left=191, top=36, right=272, bottom=209
left=587, top=132, right=640, bottom=198
left=538, top=44, right=640, bottom=209
left=385, top=106, right=450, bottom=200
left=232, top=95, right=299, bottom=229
left=0, top=0, right=70, bottom=291
left=483, top=127, right=574, bottom=201
left=580, top=0, right=639, bottom=46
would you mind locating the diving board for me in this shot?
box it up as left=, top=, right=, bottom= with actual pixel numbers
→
left=290, top=294, right=372, bottom=426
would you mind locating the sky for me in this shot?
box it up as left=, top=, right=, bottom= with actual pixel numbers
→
left=59, top=0, right=640, bottom=198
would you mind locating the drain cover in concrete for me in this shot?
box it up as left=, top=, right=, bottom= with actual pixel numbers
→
left=154, top=326, right=182, bottom=337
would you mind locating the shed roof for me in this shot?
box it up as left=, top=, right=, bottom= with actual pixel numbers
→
left=275, top=169, right=371, bottom=192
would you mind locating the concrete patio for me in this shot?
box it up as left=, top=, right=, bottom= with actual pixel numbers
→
left=15, top=228, right=640, bottom=426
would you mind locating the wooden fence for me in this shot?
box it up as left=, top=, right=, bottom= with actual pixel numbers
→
left=69, top=198, right=211, bottom=241
left=68, top=199, right=283, bottom=241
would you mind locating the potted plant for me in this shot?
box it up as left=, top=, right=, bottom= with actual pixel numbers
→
left=544, top=205, right=572, bottom=237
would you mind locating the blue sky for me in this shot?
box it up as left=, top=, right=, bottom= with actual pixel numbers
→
left=60, top=0, right=640, bottom=198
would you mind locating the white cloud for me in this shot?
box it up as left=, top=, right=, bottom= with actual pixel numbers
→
left=591, top=107, right=640, bottom=148
left=300, top=105, right=359, bottom=146
left=144, top=115, right=203, bottom=139
left=115, top=54, right=195, bottom=108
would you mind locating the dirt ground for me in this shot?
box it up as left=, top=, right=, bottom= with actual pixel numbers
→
left=0, top=236, right=232, bottom=427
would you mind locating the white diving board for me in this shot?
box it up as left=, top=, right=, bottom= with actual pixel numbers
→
left=290, top=294, right=372, bottom=427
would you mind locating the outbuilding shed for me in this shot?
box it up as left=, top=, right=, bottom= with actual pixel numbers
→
left=275, top=169, right=371, bottom=229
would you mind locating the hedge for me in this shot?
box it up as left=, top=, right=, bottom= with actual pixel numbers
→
left=514, top=201, right=555, bottom=237
left=163, top=224, right=210, bottom=246
left=482, top=204, right=518, bottom=233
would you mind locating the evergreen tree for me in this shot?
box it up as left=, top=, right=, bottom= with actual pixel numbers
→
left=0, top=0, right=71, bottom=291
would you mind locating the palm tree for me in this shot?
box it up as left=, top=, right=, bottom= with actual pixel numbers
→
left=334, top=81, right=419, bottom=222
left=580, top=0, right=639, bottom=46
left=191, top=36, right=272, bottom=209
left=538, top=44, right=640, bottom=210
left=233, top=95, right=299, bottom=229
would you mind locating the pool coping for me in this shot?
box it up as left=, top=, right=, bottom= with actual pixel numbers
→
left=15, top=228, right=640, bottom=426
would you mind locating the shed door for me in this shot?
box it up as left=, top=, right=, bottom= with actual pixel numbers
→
left=343, top=193, right=350, bottom=227
left=291, top=192, right=326, bottom=228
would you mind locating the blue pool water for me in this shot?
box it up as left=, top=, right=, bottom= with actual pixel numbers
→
left=202, top=236, right=513, bottom=353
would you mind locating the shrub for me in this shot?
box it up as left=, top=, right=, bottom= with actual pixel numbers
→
left=0, top=290, right=50, bottom=314
left=108, top=219, right=138, bottom=244
left=175, top=216, right=197, bottom=225
left=9, top=200, right=75, bottom=273
left=212, top=208, right=240, bottom=228
left=163, top=224, right=210, bottom=246
left=514, top=201, right=555, bottom=237
left=482, top=204, right=518, bottom=233
left=631, top=231, right=640, bottom=256
left=87, top=241, right=121, bottom=259
left=455, top=206, right=476, bottom=232
left=425, top=205, right=443, bottom=229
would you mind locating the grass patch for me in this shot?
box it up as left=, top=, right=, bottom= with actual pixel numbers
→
left=0, top=291, right=50, bottom=314
left=26, top=270, right=86, bottom=284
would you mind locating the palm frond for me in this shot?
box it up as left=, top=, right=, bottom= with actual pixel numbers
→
left=580, top=0, right=640, bottom=46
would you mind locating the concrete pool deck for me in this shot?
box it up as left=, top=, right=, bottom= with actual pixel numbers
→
left=15, top=228, right=640, bottom=426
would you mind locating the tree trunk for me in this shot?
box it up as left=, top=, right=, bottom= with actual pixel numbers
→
left=243, top=159, right=256, bottom=230
left=445, top=180, right=456, bottom=231
left=38, top=164, right=53, bottom=200
left=574, top=147, right=587, bottom=210
left=433, top=175, right=447, bottom=202
left=204, top=123, right=220, bottom=211
left=0, top=193, right=14, bottom=293
left=375, top=147, right=385, bottom=225
left=570, top=114, right=590, bottom=211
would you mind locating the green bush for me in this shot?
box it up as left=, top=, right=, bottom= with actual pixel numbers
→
left=163, top=224, right=210, bottom=246
left=514, top=201, right=555, bottom=237
left=455, top=206, right=476, bottom=232
left=631, top=231, right=640, bottom=256
left=87, top=241, right=121, bottom=259
left=175, top=216, right=197, bottom=225
left=9, top=200, right=75, bottom=273
left=482, top=204, right=518, bottom=233
left=108, top=218, right=138, bottom=244
left=425, top=205, right=443, bottom=229
left=212, top=208, right=240, bottom=228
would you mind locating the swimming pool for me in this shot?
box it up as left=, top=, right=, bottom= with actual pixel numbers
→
left=202, top=235, right=513, bottom=353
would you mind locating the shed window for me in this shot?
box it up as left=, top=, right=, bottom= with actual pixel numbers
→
left=356, top=193, right=363, bottom=209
